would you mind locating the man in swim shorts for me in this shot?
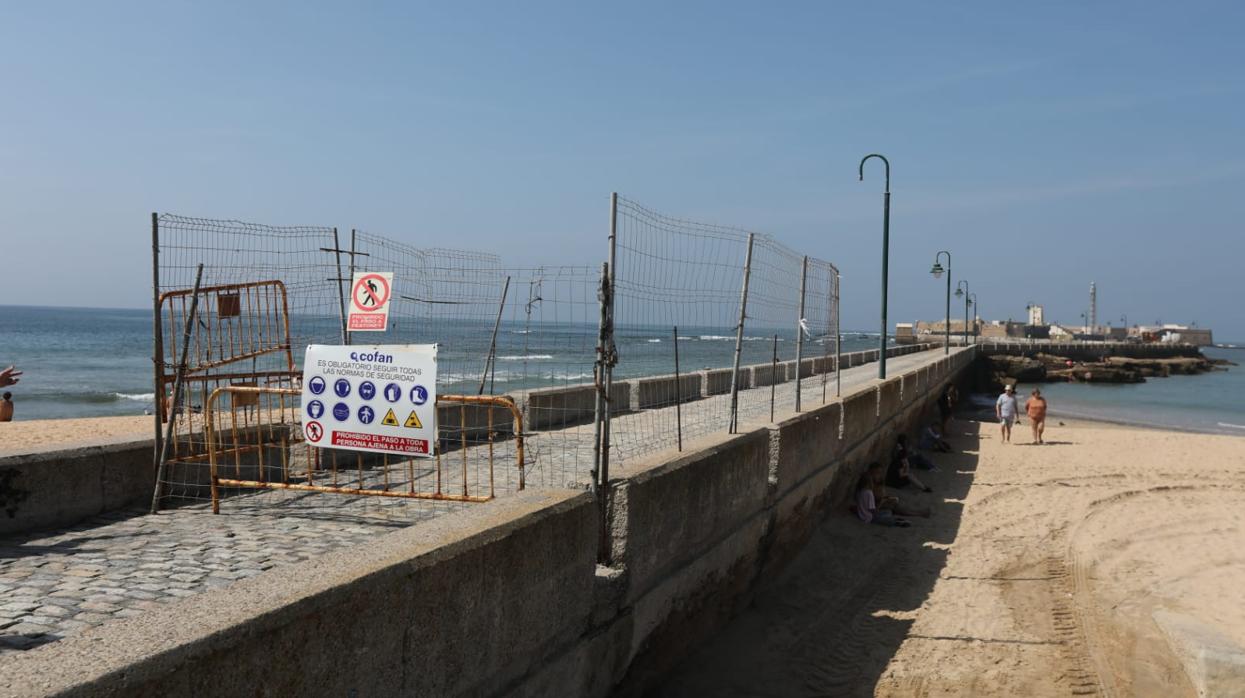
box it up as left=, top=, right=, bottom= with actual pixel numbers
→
left=1026, top=387, right=1048, bottom=444
left=995, top=384, right=1020, bottom=443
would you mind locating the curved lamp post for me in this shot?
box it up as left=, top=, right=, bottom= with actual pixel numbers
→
left=968, top=293, right=978, bottom=343
left=859, top=153, right=890, bottom=379
left=955, top=280, right=969, bottom=345
left=930, top=251, right=951, bottom=354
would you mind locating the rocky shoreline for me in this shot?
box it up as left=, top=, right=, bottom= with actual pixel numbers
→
left=985, top=351, right=1235, bottom=389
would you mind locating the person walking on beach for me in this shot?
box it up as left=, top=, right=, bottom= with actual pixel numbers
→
left=0, top=392, right=12, bottom=422
left=996, top=384, right=1021, bottom=443
left=1026, top=388, right=1048, bottom=444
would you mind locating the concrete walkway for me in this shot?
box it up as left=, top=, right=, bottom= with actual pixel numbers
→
left=0, top=347, right=950, bottom=654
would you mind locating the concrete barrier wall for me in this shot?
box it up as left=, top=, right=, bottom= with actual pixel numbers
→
left=632, top=373, right=704, bottom=410
left=1, top=490, right=599, bottom=698
left=700, top=368, right=748, bottom=396
left=0, top=440, right=154, bottom=536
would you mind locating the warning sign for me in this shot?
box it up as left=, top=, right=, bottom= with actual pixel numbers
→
left=381, top=408, right=400, bottom=427
left=348, top=272, right=394, bottom=332
left=300, top=343, right=437, bottom=457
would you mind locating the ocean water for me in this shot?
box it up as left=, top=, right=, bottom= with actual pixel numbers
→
left=0, top=305, right=885, bottom=421
left=1009, top=346, right=1245, bottom=437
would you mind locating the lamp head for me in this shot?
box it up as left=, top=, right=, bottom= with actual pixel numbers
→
left=955, top=287, right=964, bottom=298
left=930, top=262, right=944, bottom=279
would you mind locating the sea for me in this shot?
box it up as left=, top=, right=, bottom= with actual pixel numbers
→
left=0, top=305, right=879, bottom=421
left=3, top=305, right=1241, bottom=435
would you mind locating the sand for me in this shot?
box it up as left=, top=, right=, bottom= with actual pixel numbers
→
left=660, top=418, right=1245, bottom=697
left=0, top=415, right=153, bottom=457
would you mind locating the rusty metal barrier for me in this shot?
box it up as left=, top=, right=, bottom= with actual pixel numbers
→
left=206, top=386, right=525, bottom=514
left=156, top=280, right=297, bottom=467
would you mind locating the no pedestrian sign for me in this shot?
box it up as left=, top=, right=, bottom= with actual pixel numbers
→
left=348, top=271, right=394, bottom=332
left=300, top=344, right=437, bottom=457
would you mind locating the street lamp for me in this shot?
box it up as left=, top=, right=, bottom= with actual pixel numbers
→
left=955, top=281, right=969, bottom=345
left=968, top=293, right=978, bottom=343
left=1080, top=312, right=1088, bottom=335
left=859, top=153, right=890, bottom=379
left=930, top=251, right=951, bottom=355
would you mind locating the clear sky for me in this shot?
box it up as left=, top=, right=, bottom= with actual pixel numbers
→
left=2, top=2, right=1242, bottom=340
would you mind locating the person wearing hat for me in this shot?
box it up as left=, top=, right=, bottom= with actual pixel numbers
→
left=995, top=383, right=1022, bottom=443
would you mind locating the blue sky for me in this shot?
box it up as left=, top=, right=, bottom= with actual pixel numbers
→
left=2, top=1, right=1242, bottom=339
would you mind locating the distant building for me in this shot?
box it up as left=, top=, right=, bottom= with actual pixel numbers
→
left=1134, top=324, right=1213, bottom=346
left=1027, top=304, right=1044, bottom=326
left=980, top=320, right=1027, bottom=339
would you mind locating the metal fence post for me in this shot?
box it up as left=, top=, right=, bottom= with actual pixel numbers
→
left=346, top=229, right=358, bottom=345
left=150, top=213, right=164, bottom=476
left=478, top=276, right=511, bottom=394
left=151, top=263, right=204, bottom=513
left=600, top=192, right=620, bottom=562
left=836, top=270, right=842, bottom=398
left=794, top=255, right=808, bottom=412
left=591, top=263, right=609, bottom=496
left=822, top=265, right=833, bottom=405
left=332, top=227, right=347, bottom=344
left=727, top=233, right=755, bottom=433
left=673, top=326, right=682, bottom=451
left=770, top=334, right=778, bottom=423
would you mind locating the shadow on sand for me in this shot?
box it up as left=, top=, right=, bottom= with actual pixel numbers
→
left=656, top=418, right=982, bottom=698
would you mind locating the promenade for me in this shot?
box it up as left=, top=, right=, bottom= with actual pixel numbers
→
left=0, top=347, right=948, bottom=654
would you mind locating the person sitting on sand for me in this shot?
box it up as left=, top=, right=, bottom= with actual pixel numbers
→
left=919, top=423, right=953, bottom=453
left=1025, top=388, right=1048, bottom=444
left=0, top=392, right=11, bottom=422
left=871, top=461, right=931, bottom=519
left=0, top=366, right=20, bottom=389
left=854, top=463, right=909, bottom=527
left=888, top=442, right=933, bottom=493
left=895, top=433, right=937, bottom=471
left=996, top=384, right=1021, bottom=443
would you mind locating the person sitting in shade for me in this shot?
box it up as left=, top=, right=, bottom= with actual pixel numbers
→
left=895, top=433, right=937, bottom=471
left=855, top=463, right=909, bottom=527
left=888, top=439, right=933, bottom=493
left=919, top=423, right=953, bottom=453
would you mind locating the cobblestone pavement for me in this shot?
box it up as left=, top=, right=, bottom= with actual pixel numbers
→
left=0, top=348, right=949, bottom=655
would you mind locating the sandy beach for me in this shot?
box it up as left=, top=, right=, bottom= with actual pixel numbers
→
left=0, top=415, right=152, bottom=457
left=661, top=417, right=1245, bottom=696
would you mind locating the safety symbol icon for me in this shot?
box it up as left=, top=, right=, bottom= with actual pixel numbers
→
left=381, top=408, right=400, bottom=427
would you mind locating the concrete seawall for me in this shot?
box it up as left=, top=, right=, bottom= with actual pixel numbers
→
left=0, top=440, right=154, bottom=536
left=0, top=346, right=975, bottom=696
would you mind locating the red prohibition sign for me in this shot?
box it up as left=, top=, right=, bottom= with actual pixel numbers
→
left=352, top=274, right=391, bottom=312
left=305, top=420, right=324, bottom=443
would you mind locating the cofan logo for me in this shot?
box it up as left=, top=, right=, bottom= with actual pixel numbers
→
left=350, top=351, right=394, bottom=364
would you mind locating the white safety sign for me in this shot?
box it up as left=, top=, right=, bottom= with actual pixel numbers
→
left=301, top=344, right=437, bottom=457
left=347, top=271, right=394, bottom=332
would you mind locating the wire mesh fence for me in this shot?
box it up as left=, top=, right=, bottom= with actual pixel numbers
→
left=153, top=216, right=606, bottom=522
left=150, top=196, right=846, bottom=527
left=605, top=195, right=841, bottom=467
